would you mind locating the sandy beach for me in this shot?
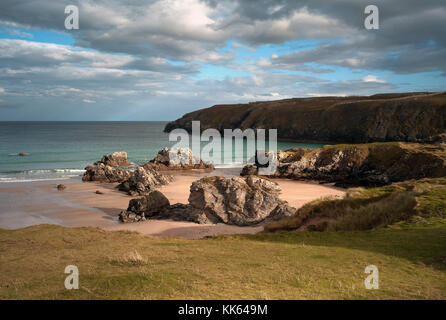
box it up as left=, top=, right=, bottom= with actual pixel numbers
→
left=0, top=169, right=346, bottom=238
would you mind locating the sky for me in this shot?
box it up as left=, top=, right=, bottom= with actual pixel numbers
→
left=0, top=0, right=445, bottom=121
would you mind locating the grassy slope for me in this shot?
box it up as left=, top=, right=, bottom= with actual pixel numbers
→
left=1, top=222, right=446, bottom=299
left=265, top=177, right=446, bottom=233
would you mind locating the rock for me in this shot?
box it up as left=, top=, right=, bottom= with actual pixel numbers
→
left=143, top=148, right=214, bottom=171
left=241, top=148, right=311, bottom=176
left=117, top=167, right=173, bottom=195
left=57, top=184, right=67, bottom=191
left=82, top=152, right=133, bottom=183
left=95, top=190, right=104, bottom=194
left=17, top=152, right=28, bottom=156
left=185, top=176, right=295, bottom=225
left=120, top=176, right=295, bottom=225
left=270, top=142, right=446, bottom=187
left=82, top=163, right=133, bottom=183
left=277, top=148, right=312, bottom=163
left=240, top=164, right=258, bottom=176
left=119, top=191, right=171, bottom=222
left=433, top=133, right=446, bottom=145
left=97, top=152, right=130, bottom=167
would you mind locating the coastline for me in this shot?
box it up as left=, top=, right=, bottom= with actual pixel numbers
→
left=0, top=168, right=346, bottom=239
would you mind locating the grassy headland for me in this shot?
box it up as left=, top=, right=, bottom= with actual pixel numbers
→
left=165, top=92, right=446, bottom=143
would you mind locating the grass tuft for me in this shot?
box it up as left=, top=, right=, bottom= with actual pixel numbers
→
left=108, top=250, right=148, bottom=266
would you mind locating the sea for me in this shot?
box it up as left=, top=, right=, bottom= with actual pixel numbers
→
left=0, top=122, right=323, bottom=183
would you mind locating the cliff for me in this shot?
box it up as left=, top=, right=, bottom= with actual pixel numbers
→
left=164, top=92, right=446, bottom=143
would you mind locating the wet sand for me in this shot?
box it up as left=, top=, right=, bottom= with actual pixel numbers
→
left=0, top=170, right=346, bottom=238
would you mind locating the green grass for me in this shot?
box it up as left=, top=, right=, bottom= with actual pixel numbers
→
left=264, top=178, right=446, bottom=233
left=1, top=222, right=446, bottom=299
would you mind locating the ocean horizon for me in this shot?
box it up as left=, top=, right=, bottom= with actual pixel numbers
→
left=0, top=121, right=323, bottom=183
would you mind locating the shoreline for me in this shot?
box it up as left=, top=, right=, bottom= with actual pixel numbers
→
left=0, top=169, right=346, bottom=238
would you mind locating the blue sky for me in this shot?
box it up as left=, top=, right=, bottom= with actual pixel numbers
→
left=0, top=0, right=445, bottom=120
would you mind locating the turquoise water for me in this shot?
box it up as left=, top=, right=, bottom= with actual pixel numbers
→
left=0, top=122, right=323, bottom=182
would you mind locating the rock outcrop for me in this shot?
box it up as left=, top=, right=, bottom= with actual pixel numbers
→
left=98, top=152, right=130, bottom=167
left=82, top=151, right=132, bottom=183
left=143, top=148, right=214, bottom=171
left=119, top=176, right=295, bottom=226
left=117, top=167, right=173, bottom=195
left=119, top=191, right=171, bottom=222
left=82, top=162, right=133, bottom=183
left=165, top=92, right=446, bottom=143
left=241, top=148, right=312, bottom=176
left=243, top=143, right=446, bottom=187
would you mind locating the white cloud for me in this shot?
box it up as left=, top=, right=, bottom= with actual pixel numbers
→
left=362, top=75, right=386, bottom=83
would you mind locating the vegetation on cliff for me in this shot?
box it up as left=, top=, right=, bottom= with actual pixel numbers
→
left=165, top=92, right=446, bottom=143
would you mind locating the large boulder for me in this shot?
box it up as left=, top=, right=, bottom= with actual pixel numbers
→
left=144, top=148, right=214, bottom=171
left=119, top=191, right=170, bottom=222
left=117, top=167, right=173, bottom=195
left=186, top=176, right=295, bottom=225
left=120, top=176, right=295, bottom=226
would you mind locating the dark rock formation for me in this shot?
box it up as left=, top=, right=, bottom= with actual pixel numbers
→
left=244, top=143, right=446, bottom=187
left=119, top=191, right=170, bottom=222
left=164, top=92, right=446, bottom=143
left=56, top=184, right=66, bottom=191
left=117, top=167, right=173, bottom=195
left=143, top=147, right=214, bottom=171
left=120, top=176, right=295, bottom=226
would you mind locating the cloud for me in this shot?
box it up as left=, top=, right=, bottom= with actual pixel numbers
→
left=362, top=75, right=386, bottom=83
left=0, top=0, right=445, bottom=120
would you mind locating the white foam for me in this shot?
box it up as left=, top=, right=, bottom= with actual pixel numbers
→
left=0, top=176, right=79, bottom=183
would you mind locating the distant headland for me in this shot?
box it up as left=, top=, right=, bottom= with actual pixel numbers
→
left=164, top=92, right=446, bottom=144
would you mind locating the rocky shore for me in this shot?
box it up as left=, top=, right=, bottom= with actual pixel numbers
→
left=242, top=142, right=446, bottom=187
left=78, top=140, right=445, bottom=232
